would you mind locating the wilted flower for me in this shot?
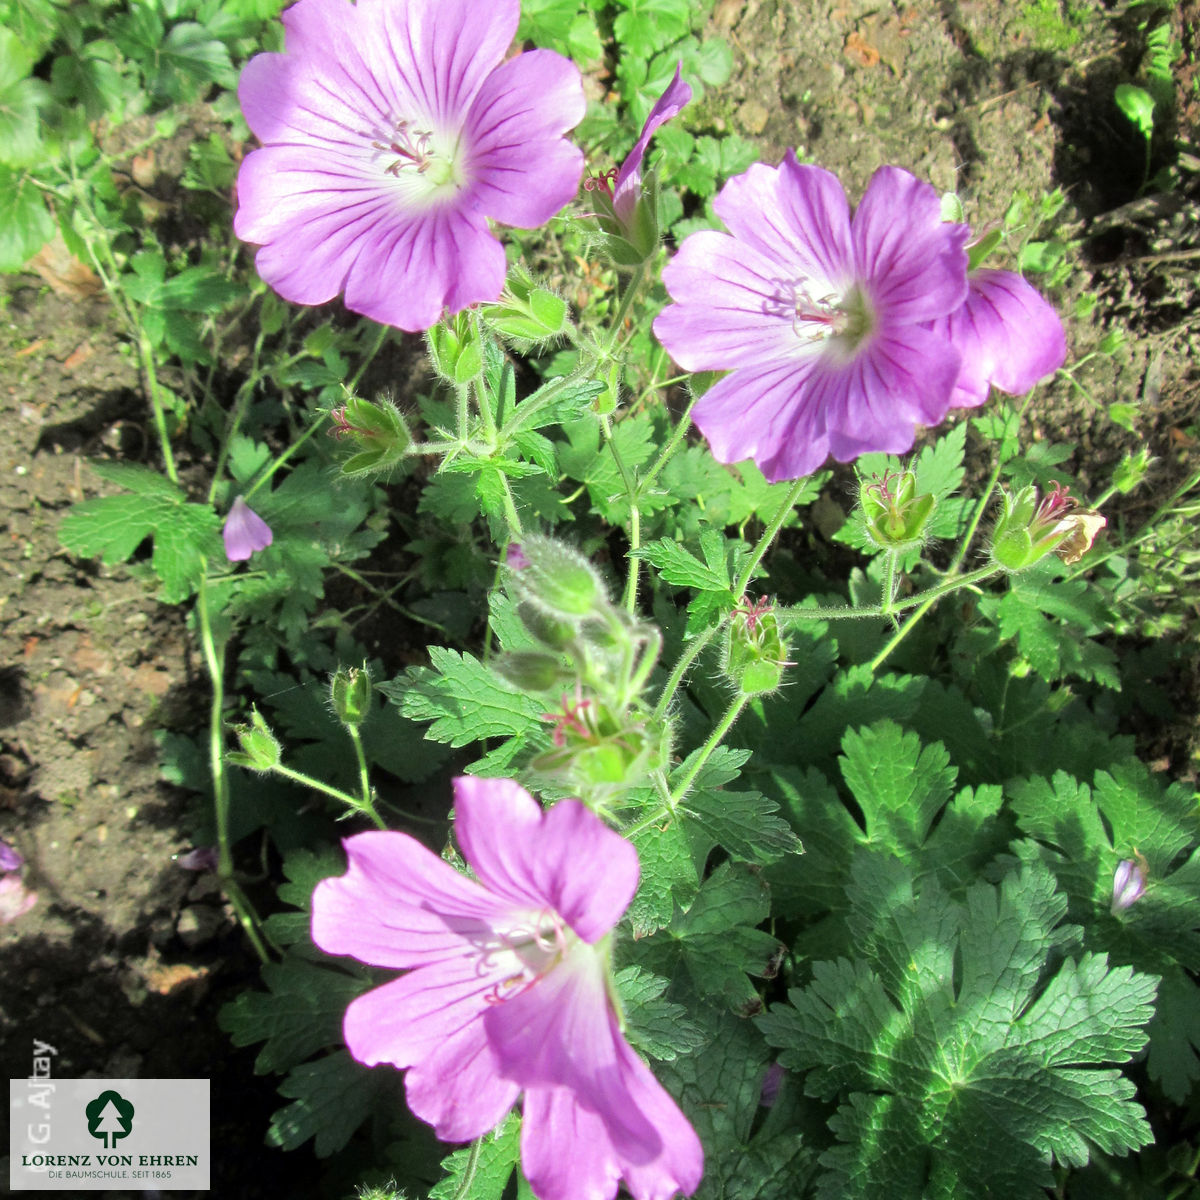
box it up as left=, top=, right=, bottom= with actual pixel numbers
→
left=653, top=157, right=971, bottom=481
left=0, top=838, right=22, bottom=873
left=0, top=873, right=37, bottom=924
left=932, top=266, right=1067, bottom=408
left=312, top=776, right=703, bottom=1200
left=235, top=0, right=586, bottom=332
left=222, top=496, right=273, bottom=562
left=175, top=846, right=220, bottom=873
left=991, top=482, right=1105, bottom=571
left=1111, top=857, right=1148, bottom=914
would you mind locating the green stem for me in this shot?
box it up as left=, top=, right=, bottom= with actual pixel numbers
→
left=734, top=475, right=809, bottom=597
left=243, top=407, right=328, bottom=501
left=652, top=624, right=718, bottom=722
left=196, top=575, right=269, bottom=964
left=451, top=1138, right=484, bottom=1200
left=599, top=411, right=641, bottom=612
left=346, top=725, right=381, bottom=827
left=348, top=323, right=389, bottom=392
left=138, top=332, right=180, bottom=486
left=879, top=551, right=899, bottom=619
left=606, top=263, right=645, bottom=356
left=641, top=392, right=698, bottom=491
left=273, top=758, right=381, bottom=825
left=782, top=565, right=1000, bottom=625
left=670, top=692, right=752, bottom=804
left=208, top=329, right=267, bottom=504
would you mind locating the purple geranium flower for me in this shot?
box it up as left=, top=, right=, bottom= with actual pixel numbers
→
left=653, top=155, right=971, bottom=481
left=312, top=776, right=703, bottom=1200
left=235, top=0, right=586, bottom=333
left=611, top=65, right=693, bottom=227
left=222, top=496, right=273, bottom=562
left=932, top=266, right=1067, bottom=408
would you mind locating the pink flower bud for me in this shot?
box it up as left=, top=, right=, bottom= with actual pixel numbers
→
left=1111, top=857, right=1147, bottom=913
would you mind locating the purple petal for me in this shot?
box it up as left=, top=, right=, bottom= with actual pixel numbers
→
left=344, top=965, right=520, bottom=1141
left=612, top=64, right=693, bottom=225
left=937, top=268, right=1068, bottom=407
left=175, top=846, right=219, bottom=872
left=714, top=155, right=854, bottom=290
left=222, top=496, right=273, bottom=562
left=464, top=50, right=586, bottom=228
left=521, top=1089, right=623, bottom=1200
left=311, top=830, right=513, bottom=969
left=0, top=839, right=23, bottom=873
left=453, top=779, right=639, bottom=943
left=507, top=963, right=703, bottom=1200
left=851, top=166, right=969, bottom=323
left=655, top=230, right=810, bottom=371
left=0, top=874, right=36, bottom=924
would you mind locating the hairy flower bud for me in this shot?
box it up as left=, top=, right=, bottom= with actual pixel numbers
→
left=509, top=536, right=607, bottom=621
left=493, top=652, right=564, bottom=693
left=426, top=311, right=483, bottom=384
left=328, top=395, right=412, bottom=477
left=482, top=266, right=571, bottom=346
left=228, top=707, right=282, bottom=773
left=331, top=663, right=372, bottom=729
left=725, top=596, right=792, bottom=696
left=860, top=468, right=936, bottom=551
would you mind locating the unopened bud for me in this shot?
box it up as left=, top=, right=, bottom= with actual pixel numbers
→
left=331, top=663, right=372, bottom=729
left=482, top=266, right=572, bottom=345
left=1111, top=854, right=1148, bottom=914
left=517, top=601, right=577, bottom=651
left=328, top=395, right=412, bottom=476
left=426, top=311, right=483, bottom=384
left=493, top=652, right=564, bottom=692
left=228, top=707, right=282, bottom=773
left=510, top=536, right=607, bottom=620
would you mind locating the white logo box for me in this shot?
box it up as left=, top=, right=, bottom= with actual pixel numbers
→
left=9, top=1078, right=210, bottom=1192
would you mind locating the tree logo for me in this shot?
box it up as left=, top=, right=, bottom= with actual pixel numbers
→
left=85, top=1090, right=135, bottom=1149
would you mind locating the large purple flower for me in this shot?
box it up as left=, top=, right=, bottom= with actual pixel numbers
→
left=235, top=0, right=586, bottom=332
left=653, top=155, right=971, bottom=481
left=932, top=266, right=1067, bottom=408
left=312, top=776, right=703, bottom=1200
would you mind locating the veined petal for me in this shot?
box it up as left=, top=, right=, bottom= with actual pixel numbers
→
left=465, top=49, right=586, bottom=228
left=454, top=779, right=639, bottom=941
left=344, top=964, right=520, bottom=1141
left=822, top=324, right=962, bottom=462
left=851, top=166, right=969, bottom=322
left=612, top=64, right=692, bottom=224
left=713, top=155, right=854, bottom=292
left=312, top=831, right=512, bottom=969
left=505, top=960, right=703, bottom=1200
left=938, top=268, right=1067, bottom=406
left=521, top=1089, right=622, bottom=1200
left=341, top=205, right=507, bottom=330
left=655, top=231, right=806, bottom=371
left=691, top=360, right=830, bottom=482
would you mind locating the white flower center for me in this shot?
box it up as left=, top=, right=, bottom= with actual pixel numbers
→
left=792, top=282, right=875, bottom=359
left=371, top=117, right=465, bottom=206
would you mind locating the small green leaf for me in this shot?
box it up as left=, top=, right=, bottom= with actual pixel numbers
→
left=1114, top=83, right=1155, bottom=138
left=0, top=164, right=53, bottom=271
left=429, top=1112, right=521, bottom=1200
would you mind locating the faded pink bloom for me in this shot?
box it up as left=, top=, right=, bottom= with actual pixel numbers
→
left=222, top=496, right=273, bottom=562
left=312, top=776, right=703, bottom=1200
left=235, top=0, right=585, bottom=332
left=0, top=873, right=37, bottom=924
